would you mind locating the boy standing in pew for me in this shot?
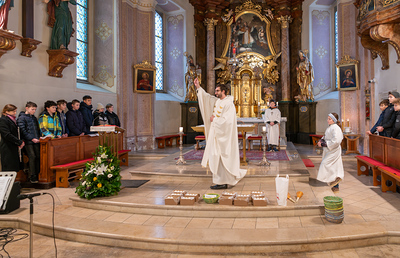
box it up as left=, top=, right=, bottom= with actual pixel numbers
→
left=17, top=102, right=41, bottom=183
left=66, top=99, right=86, bottom=136
left=56, top=99, right=69, bottom=138
left=367, top=99, right=389, bottom=136
left=39, top=101, right=62, bottom=139
left=377, top=91, right=399, bottom=137
left=391, top=98, right=400, bottom=139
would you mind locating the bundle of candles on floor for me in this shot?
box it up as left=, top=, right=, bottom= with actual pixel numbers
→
left=287, top=191, right=304, bottom=203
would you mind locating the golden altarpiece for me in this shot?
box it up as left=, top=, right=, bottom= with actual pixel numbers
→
left=214, top=1, right=280, bottom=118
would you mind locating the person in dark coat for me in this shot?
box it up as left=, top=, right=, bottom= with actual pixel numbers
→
left=56, top=99, right=69, bottom=137
left=105, top=103, right=121, bottom=127
left=391, top=98, right=400, bottom=139
left=79, top=95, right=94, bottom=134
left=93, top=103, right=109, bottom=126
left=0, top=104, right=24, bottom=172
left=367, top=99, right=389, bottom=136
left=17, top=102, right=41, bottom=183
left=67, top=99, right=86, bottom=136
left=377, top=91, right=399, bottom=137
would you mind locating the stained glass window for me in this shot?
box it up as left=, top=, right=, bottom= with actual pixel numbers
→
left=334, top=8, right=338, bottom=89
left=155, top=12, right=163, bottom=91
left=76, top=0, right=88, bottom=81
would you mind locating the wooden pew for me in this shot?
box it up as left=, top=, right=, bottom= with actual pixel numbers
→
left=356, top=134, right=385, bottom=186
left=379, top=137, right=400, bottom=192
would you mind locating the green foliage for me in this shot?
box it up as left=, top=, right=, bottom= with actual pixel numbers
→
left=75, top=146, right=121, bottom=200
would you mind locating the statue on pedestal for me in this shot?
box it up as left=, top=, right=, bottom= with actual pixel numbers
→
left=296, top=50, right=314, bottom=102
left=45, top=0, right=76, bottom=50
left=184, top=52, right=201, bottom=102
left=0, top=0, right=14, bottom=31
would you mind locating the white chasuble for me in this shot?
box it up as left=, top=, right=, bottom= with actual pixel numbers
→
left=197, top=87, right=247, bottom=185
left=317, top=124, right=344, bottom=183
left=264, top=108, right=281, bottom=146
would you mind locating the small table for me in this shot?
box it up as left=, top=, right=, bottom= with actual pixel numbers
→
left=192, top=124, right=255, bottom=165
left=343, top=133, right=361, bottom=155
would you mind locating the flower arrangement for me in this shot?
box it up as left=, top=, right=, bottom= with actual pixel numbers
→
left=76, top=146, right=121, bottom=200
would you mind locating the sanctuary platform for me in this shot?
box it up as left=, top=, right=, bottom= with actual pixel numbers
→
left=1, top=144, right=400, bottom=257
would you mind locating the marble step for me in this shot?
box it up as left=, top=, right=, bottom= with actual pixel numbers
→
left=70, top=196, right=325, bottom=218
left=0, top=209, right=398, bottom=255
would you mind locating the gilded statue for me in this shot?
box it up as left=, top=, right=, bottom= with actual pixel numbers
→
left=184, top=52, right=201, bottom=102
left=296, top=50, right=314, bottom=102
left=262, top=52, right=281, bottom=84
left=262, top=86, right=274, bottom=104
left=214, top=57, right=232, bottom=84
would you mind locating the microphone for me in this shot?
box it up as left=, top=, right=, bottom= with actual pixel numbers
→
left=17, top=193, right=44, bottom=200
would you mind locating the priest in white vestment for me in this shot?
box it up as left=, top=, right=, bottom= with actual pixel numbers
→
left=194, top=78, right=247, bottom=189
left=263, top=100, right=281, bottom=152
left=317, top=113, right=344, bottom=192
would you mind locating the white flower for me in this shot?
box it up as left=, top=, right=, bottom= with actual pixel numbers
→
left=97, top=157, right=102, bottom=163
left=82, top=181, right=86, bottom=186
left=95, top=163, right=107, bottom=176
left=101, top=153, right=108, bottom=159
left=107, top=174, right=112, bottom=178
left=110, top=166, right=114, bottom=170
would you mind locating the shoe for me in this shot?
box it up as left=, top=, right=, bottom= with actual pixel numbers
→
left=273, top=147, right=279, bottom=152
left=30, top=176, right=38, bottom=184
left=329, top=177, right=342, bottom=187
left=331, top=186, right=339, bottom=193
left=210, top=184, right=228, bottom=189
left=267, top=146, right=272, bottom=152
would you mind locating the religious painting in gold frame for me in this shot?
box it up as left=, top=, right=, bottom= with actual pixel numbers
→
left=221, top=1, right=276, bottom=61
left=133, top=60, right=157, bottom=93
left=336, top=55, right=359, bottom=91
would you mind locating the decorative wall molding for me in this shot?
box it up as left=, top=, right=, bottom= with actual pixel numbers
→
left=315, top=45, right=328, bottom=58
left=170, top=47, right=181, bottom=60
left=167, top=15, right=184, bottom=29
left=93, top=65, right=116, bottom=87
left=360, top=34, right=389, bottom=70
left=122, top=0, right=157, bottom=11
left=95, top=22, right=113, bottom=42
left=312, top=10, right=329, bottom=25
left=20, top=38, right=42, bottom=58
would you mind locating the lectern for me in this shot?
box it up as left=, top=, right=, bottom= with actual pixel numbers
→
left=90, top=126, right=125, bottom=156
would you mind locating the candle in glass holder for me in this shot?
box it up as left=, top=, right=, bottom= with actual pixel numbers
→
left=262, top=126, right=266, bottom=132
left=179, top=127, right=183, bottom=133
left=347, top=119, right=350, bottom=127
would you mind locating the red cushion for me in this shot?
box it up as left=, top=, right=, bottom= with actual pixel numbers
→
left=302, top=159, right=314, bottom=167
left=195, top=136, right=205, bottom=140
left=248, top=136, right=262, bottom=139
left=118, top=149, right=130, bottom=154
left=156, top=136, right=169, bottom=139
left=238, top=134, right=243, bottom=138
left=52, top=158, right=94, bottom=168
left=356, top=156, right=385, bottom=167
left=379, top=166, right=400, bottom=177
left=309, top=134, right=323, bottom=138
left=156, top=134, right=186, bottom=139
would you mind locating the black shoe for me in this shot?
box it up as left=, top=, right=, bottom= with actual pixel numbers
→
left=210, top=184, right=228, bottom=189
left=30, top=176, right=38, bottom=184
left=273, top=147, right=279, bottom=152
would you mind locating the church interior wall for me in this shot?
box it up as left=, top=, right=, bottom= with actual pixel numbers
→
left=0, top=0, right=117, bottom=116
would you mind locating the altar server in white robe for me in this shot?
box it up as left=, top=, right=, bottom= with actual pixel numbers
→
left=194, top=78, right=247, bottom=189
left=317, top=112, right=344, bottom=192
left=263, top=100, right=281, bottom=152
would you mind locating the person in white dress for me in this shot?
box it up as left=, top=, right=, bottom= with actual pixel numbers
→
left=317, top=112, right=344, bottom=192
left=194, top=78, right=247, bottom=189
left=263, top=100, right=281, bottom=152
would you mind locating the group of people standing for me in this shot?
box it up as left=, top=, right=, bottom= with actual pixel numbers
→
left=0, top=95, right=120, bottom=183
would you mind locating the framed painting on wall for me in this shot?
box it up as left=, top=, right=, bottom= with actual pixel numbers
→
left=336, top=55, right=359, bottom=91
left=133, top=60, right=156, bottom=93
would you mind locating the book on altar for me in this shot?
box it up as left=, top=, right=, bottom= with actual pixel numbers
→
left=90, top=125, right=118, bottom=132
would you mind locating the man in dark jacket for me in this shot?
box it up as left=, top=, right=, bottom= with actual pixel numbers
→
left=67, top=99, right=86, bottom=136
left=17, top=102, right=41, bottom=183
left=79, top=95, right=94, bottom=134
left=367, top=99, right=389, bottom=136
left=56, top=99, right=69, bottom=137
left=105, top=103, right=121, bottom=127
left=377, top=91, right=399, bottom=137
left=391, top=98, right=400, bottom=139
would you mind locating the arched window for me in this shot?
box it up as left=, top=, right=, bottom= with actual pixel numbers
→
left=334, top=7, right=338, bottom=89
left=76, top=0, right=88, bottom=81
left=155, top=11, right=164, bottom=91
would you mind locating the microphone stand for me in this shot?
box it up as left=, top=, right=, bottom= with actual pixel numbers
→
left=28, top=196, right=35, bottom=258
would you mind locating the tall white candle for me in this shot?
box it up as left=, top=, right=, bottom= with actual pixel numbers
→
left=258, top=102, right=260, bottom=106
left=262, top=126, right=266, bottom=132
left=179, top=127, right=183, bottom=133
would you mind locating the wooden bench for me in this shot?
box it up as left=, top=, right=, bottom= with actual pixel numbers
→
left=156, top=134, right=186, bottom=149
left=51, top=158, right=94, bottom=188
left=379, top=136, right=400, bottom=192
left=356, top=134, right=385, bottom=186
left=195, top=135, right=205, bottom=150
left=247, top=136, right=262, bottom=151
left=118, top=149, right=131, bottom=166
left=379, top=166, right=400, bottom=192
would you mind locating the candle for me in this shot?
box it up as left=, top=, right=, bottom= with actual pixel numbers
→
left=347, top=119, right=350, bottom=127
left=179, top=127, right=183, bottom=133
left=267, top=102, right=269, bottom=106
left=233, top=48, right=236, bottom=54
left=258, top=102, right=260, bottom=106
left=262, top=126, right=266, bottom=132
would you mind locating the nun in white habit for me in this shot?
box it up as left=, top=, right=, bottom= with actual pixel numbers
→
left=317, top=113, right=344, bottom=192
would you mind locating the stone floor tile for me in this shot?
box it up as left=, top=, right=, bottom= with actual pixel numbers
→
left=164, top=217, right=192, bottom=228
left=186, top=218, right=213, bottom=229
left=278, top=217, right=302, bottom=228
left=342, top=214, right=365, bottom=224
left=123, top=214, right=152, bottom=225
left=232, top=218, right=257, bottom=229
left=209, top=218, right=235, bottom=229
left=143, top=215, right=172, bottom=227
left=299, top=215, right=325, bottom=227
